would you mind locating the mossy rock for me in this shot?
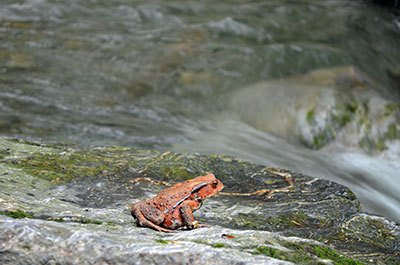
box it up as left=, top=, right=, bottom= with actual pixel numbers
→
left=0, top=137, right=398, bottom=264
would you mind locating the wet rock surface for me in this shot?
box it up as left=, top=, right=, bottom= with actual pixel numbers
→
left=229, top=66, right=400, bottom=154
left=0, top=137, right=399, bottom=264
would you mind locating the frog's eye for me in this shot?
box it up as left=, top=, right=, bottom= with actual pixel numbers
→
left=212, top=180, right=219, bottom=188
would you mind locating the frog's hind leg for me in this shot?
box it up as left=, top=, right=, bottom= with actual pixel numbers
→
left=131, top=204, right=176, bottom=233
left=136, top=215, right=175, bottom=233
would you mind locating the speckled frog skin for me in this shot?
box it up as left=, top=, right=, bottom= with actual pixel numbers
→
left=131, top=174, right=224, bottom=232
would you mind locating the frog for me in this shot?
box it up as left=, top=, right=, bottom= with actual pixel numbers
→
left=131, top=174, right=224, bottom=232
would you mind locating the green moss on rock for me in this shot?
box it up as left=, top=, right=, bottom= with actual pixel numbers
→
left=160, top=165, right=195, bottom=180
left=48, top=216, right=102, bottom=225
left=313, top=246, right=364, bottom=265
left=1, top=210, right=33, bottom=219
left=308, top=101, right=358, bottom=149
left=359, top=121, right=400, bottom=153
left=340, top=216, right=398, bottom=250
left=306, top=109, right=316, bottom=125
left=252, top=245, right=313, bottom=264
left=212, top=243, right=225, bottom=248
left=386, top=123, right=399, bottom=140
left=274, top=242, right=366, bottom=265
left=155, top=239, right=169, bottom=244
left=6, top=152, right=109, bottom=183
left=78, top=218, right=103, bottom=225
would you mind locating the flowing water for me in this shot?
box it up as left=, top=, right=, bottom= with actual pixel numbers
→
left=1, top=0, right=400, bottom=222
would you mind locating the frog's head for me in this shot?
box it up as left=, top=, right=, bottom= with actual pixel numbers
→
left=192, top=174, right=224, bottom=200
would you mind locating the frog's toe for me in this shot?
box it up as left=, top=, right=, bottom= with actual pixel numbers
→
left=192, top=220, right=199, bottom=228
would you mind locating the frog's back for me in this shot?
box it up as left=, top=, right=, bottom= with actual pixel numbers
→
left=152, top=182, right=191, bottom=209
left=153, top=176, right=212, bottom=209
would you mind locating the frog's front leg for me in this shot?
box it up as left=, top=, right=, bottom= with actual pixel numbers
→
left=131, top=203, right=175, bottom=233
left=179, top=200, right=202, bottom=229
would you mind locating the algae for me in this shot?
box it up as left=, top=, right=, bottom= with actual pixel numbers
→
left=155, top=239, right=169, bottom=244
left=48, top=216, right=103, bottom=225
left=51, top=217, right=64, bottom=222
left=252, top=245, right=313, bottom=264
left=5, top=152, right=109, bottom=183
left=273, top=242, right=366, bottom=264
left=340, top=216, right=398, bottom=250
left=306, top=109, right=316, bottom=125
left=313, top=246, right=364, bottom=265
left=1, top=210, right=33, bottom=219
left=78, top=218, right=103, bottom=225
left=359, top=121, right=400, bottom=153
left=0, top=138, right=209, bottom=184
left=308, top=101, right=358, bottom=149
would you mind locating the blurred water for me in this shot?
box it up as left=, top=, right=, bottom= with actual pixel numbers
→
left=0, top=0, right=399, bottom=222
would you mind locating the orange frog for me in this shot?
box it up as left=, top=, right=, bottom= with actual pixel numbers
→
left=131, top=174, right=224, bottom=232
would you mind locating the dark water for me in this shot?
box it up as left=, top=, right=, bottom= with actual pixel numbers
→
left=1, top=0, right=400, bottom=222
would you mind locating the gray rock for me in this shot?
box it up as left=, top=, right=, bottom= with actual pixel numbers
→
left=0, top=137, right=398, bottom=264
left=229, top=66, right=400, bottom=154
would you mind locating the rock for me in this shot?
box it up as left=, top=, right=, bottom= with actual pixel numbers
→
left=229, top=66, right=400, bottom=154
left=0, top=137, right=399, bottom=264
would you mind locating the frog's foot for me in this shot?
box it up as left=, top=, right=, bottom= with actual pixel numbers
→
left=192, top=220, right=199, bottom=228
left=180, top=221, right=208, bottom=230
left=191, top=220, right=209, bottom=228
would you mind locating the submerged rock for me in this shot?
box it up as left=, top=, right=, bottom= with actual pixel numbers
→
left=0, top=137, right=398, bottom=264
left=229, top=66, right=400, bottom=154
